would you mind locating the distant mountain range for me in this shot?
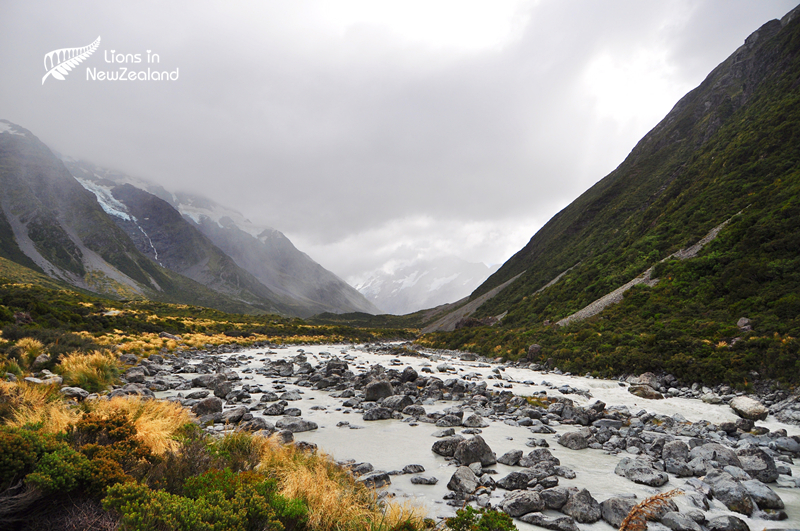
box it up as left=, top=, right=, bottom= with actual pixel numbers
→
left=0, top=124, right=379, bottom=317
left=356, top=256, right=498, bottom=315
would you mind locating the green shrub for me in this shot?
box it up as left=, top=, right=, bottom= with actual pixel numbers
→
left=444, top=506, right=516, bottom=531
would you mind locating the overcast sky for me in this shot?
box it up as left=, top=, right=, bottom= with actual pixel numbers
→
left=1, top=1, right=796, bottom=286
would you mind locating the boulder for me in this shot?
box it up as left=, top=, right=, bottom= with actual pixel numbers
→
left=539, top=487, right=570, bottom=510
left=432, top=435, right=465, bottom=457
left=192, top=396, right=223, bottom=416
left=688, top=443, right=742, bottom=469
left=496, top=470, right=538, bottom=491
left=60, top=386, right=90, bottom=400
left=263, top=401, right=286, bottom=416
left=518, top=513, right=579, bottom=531
left=600, top=496, right=637, bottom=528
left=364, top=380, right=393, bottom=401
left=561, top=489, right=601, bottom=523
left=737, top=447, right=778, bottom=483
left=660, top=511, right=702, bottom=531
left=123, top=366, right=146, bottom=384
left=454, top=435, right=496, bottom=466
left=382, top=395, right=413, bottom=411
left=702, top=469, right=754, bottom=515
left=520, top=448, right=560, bottom=467
left=462, top=413, right=488, bottom=428
left=497, top=449, right=523, bottom=466
left=558, top=431, right=589, bottom=450
left=363, top=407, right=392, bottom=421
left=221, top=406, right=248, bottom=424
left=402, top=464, right=425, bottom=474
left=705, top=515, right=750, bottom=531
left=275, top=417, right=318, bottom=433
left=500, top=491, right=545, bottom=517
left=615, top=457, right=669, bottom=487
left=741, top=479, right=784, bottom=510
left=447, top=466, right=479, bottom=493
left=662, top=440, right=690, bottom=462
left=628, top=385, right=663, bottom=400
left=730, top=396, right=768, bottom=421
left=357, top=471, right=391, bottom=488
left=400, top=366, right=418, bottom=382
left=410, top=476, right=438, bottom=485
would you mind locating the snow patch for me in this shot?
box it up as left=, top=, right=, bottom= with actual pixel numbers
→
left=428, top=274, right=459, bottom=292
left=0, top=121, right=25, bottom=137
left=74, top=177, right=132, bottom=221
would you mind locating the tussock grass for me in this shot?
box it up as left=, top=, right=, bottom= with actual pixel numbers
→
left=87, top=396, right=191, bottom=455
left=56, top=350, right=121, bottom=393
left=619, top=489, right=682, bottom=531
left=0, top=380, right=80, bottom=433
left=260, top=436, right=425, bottom=531
left=13, top=338, right=45, bottom=367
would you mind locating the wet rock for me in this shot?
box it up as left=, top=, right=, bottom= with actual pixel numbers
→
left=400, top=366, right=418, bottom=382
left=436, top=414, right=463, bottom=427
left=520, top=448, right=560, bottom=467
left=688, top=443, right=742, bottom=469
left=500, top=491, right=545, bottom=517
left=350, top=462, right=374, bottom=476
left=730, top=396, right=769, bottom=421
left=600, top=496, right=636, bottom=528
left=221, top=406, right=248, bottom=424
left=410, top=475, right=438, bottom=485
left=561, top=489, right=601, bottom=523
left=496, top=470, right=538, bottom=491
left=275, top=417, right=318, bottom=433
left=364, top=380, right=393, bottom=401
left=497, top=449, right=523, bottom=466
left=402, top=464, right=425, bottom=474
left=447, top=466, right=479, bottom=492
left=363, top=407, right=392, bottom=421
left=540, top=487, right=570, bottom=510
left=192, top=396, right=223, bottom=416
left=702, top=469, right=754, bottom=515
left=259, top=391, right=280, bottom=402
left=263, top=401, right=286, bottom=415
left=280, top=390, right=302, bottom=401
left=737, top=447, right=778, bottom=483
left=462, top=413, right=487, bottom=428
left=705, top=515, right=750, bottom=531
left=123, top=366, right=146, bottom=383
left=741, top=479, right=784, bottom=510
left=238, top=417, right=273, bottom=432
left=357, top=471, right=391, bottom=488
left=615, top=457, right=669, bottom=486
left=662, top=440, right=690, bottom=462
left=660, top=511, right=702, bottom=531
left=403, top=405, right=426, bottom=417
left=382, top=395, right=413, bottom=411
left=558, top=431, right=589, bottom=450
left=518, top=513, right=579, bottom=531
left=432, top=435, right=466, bottom=457
left=628, top=385, right=664, bottom=400
left=454, top=435, right=496, bottom=466
left=665, top=458, right=694, bottom=477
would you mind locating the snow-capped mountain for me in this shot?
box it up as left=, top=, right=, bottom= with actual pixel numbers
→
left=356, top=256, right=499, bottom=315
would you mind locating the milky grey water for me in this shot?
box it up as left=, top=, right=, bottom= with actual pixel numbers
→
left=158, top=343, right=800, bottom=530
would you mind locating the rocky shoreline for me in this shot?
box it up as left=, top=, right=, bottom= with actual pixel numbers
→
left=26, top=339, right=800, bottom=530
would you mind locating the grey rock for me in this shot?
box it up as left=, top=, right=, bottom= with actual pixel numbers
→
left=186, top=390, right=210, bottom=399
left=280, top=390, right=302, bottom=401
left=364, top=380, right=393, bottom=401
left=402, top=464, right=425, bottom=474
left=410, top=475, right=438, bottom=485
left=462, top=413, right=488, bottom=428
left=520, top=448, right=560, bottom=467
left=221, top=406, right=248, bottom=424
left=454, top=435, right=496, bottom=466
left=705, top=515, right=750, bottom=531
left=496, top=470, right=537, bottom=491
left=238, top=417, right=273, bottom=432
left=689, top=443, right=742, bottom=468
left=628, top=385, right=663, bottom=400
left=192, top=396, right=223, bottom=416
left=60, top=386, right=89, bottom=399
left=518, top=513, right=579, bottom=531
left=730, top=396, right=769, bottom=421
left=363, top=407, right=392, bottom=421
left=432, top=436, right=465, bottom=457
left=500, top=491, right=545, bottom=517
left=600, top=496, right=637, bottom=528
left=275, top=417, right=318, bottom=433
left=540, top=487, right=570, bottom=510
left=615, top=457, right=669, bottom=486
left=741, top=479, right=784, bottom=510
left=737, top=447, right=778, bottom=483
left=497, top=449, right=523, bottom=466
left=402, top=405, right=426, bottom=417
left=263, top=402, right=286, bottom=415
left=660, top=511, right=702, bottom=531
left=662, top=440, right=690, bottom=462
left=123, top=366, right=146, bottom=383
left=561, top=488, right=601, bottom=523
left=558, top=431, right=589, bottom=450
left=702, top=469, right=754, bottom=515
left=382, top=395, right=413, bottom=411
left=447, top=466, right=479, bottom=493
left=357, top=471, right=391, bottom=488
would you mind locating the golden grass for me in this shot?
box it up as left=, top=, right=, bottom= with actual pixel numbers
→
left=0, top=380, right=80, bottom=433
left=259, top=436, right=425, bottom=531
left=87, top=396, right=192, bottom=455
left=619, top=489, right=682, bottom=531
left=56, top=350, right=121, bottom=393
left=14, top=338, right=45, bottom=367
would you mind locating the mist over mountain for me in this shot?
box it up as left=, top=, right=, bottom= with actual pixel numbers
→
left=356, top=256, right=498, bottom=315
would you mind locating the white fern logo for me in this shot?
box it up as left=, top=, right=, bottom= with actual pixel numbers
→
left=42, top=36, right=101, bottom=85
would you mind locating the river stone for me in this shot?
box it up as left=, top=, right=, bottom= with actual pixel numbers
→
left=689, top=443, right=742, bottom=469
left=665, top=458, right=694, bottom=477
left=280, top=390, right=302, bottom=401
left=662, top=440, right=690, bottom=462
left=60, top=386, right=90, bottom=400
left=403, top=405, right=426, bottom=417
left=260, top=391, right=280, bottom=402
left=600, top=496, right=637, bottom=528
left=741, top=479, right=784, bottom=509
left=520, top=448, right=560, bottom=467
left=410, top=475, right=438, bottom=485
left=737, top=447, right=778, bottom=483
left=400, top=366, right=418, bottom=382
left=192, top=396, right=223, bottom=416
left=447, top=466, right=479, bottom=492
left=364, top=380, right=393, bottom=401
left=432, top=435, right=465, bottom=457
left=730, top=396, right=769, bottom=421
left=462, top=413, right=488, bottom=428
left=702, top=469, right=754, bottom=515
left=558, top=431, right=589, bottom=450
left=561, top=489, right=601, bottom=523
left=275, top=417, right=318, bottom=433
left=402, top=464, right=425, bottom=474
left=660, top=511, right=702, bottom=531
left=705, top=515, right=750, bottom=531
left=496, top=470, right=538, bottom=491
left=357, top=471, right=391, bottom=488
left=221, top=406, right=248, bottom=424
left=263, top=401, right=286, bottom=415
left=540, top=487, right=570, bottom=510
left=615, top=457, right=669, bottom=486
left=501, top=491, right=545, bottom=517
left=519, top=513, right=579, bottom=531
left=238, top=417, right=273, bottom=432
left=123, top=366, right=146, bottom=383
left=363, top=407, right=392, bottom=421
left=497, top=449, right=523, bottom=466
left=325, top=359, right=348, bottom=376
left=436, top=414, right=463, bottom=427
left=454, top=435, right=496, bottom=466
left=382, top=395, right=413, bottom=411
left=628, top=385, right=664, bottom=400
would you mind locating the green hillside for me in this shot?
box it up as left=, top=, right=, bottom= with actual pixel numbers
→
left=421, top=11, right=800, bottom=387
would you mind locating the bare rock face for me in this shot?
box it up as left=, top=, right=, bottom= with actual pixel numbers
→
left=730, top=396, right=769, bottom=421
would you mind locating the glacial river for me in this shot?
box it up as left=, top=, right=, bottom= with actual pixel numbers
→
left=158, top=343, right=800, bottom=530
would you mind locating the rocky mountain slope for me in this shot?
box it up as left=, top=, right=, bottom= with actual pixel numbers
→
left=61, top=159, right=379, bottom=317
left=421, top=6, right=800, bottom=386
left=356, top=256, right=498, bottom=315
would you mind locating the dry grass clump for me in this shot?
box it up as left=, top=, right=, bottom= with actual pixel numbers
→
left=13, top=338, right=46, bottom=367
left=87, top=396, right=191, bottom=455
left=0, top=380, right=80, bottom=433
left=260, top=436, right=425, bottom=531
left=56, top=350, right=121, bottom=393
left=619, top=489, right=683, bottom=531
